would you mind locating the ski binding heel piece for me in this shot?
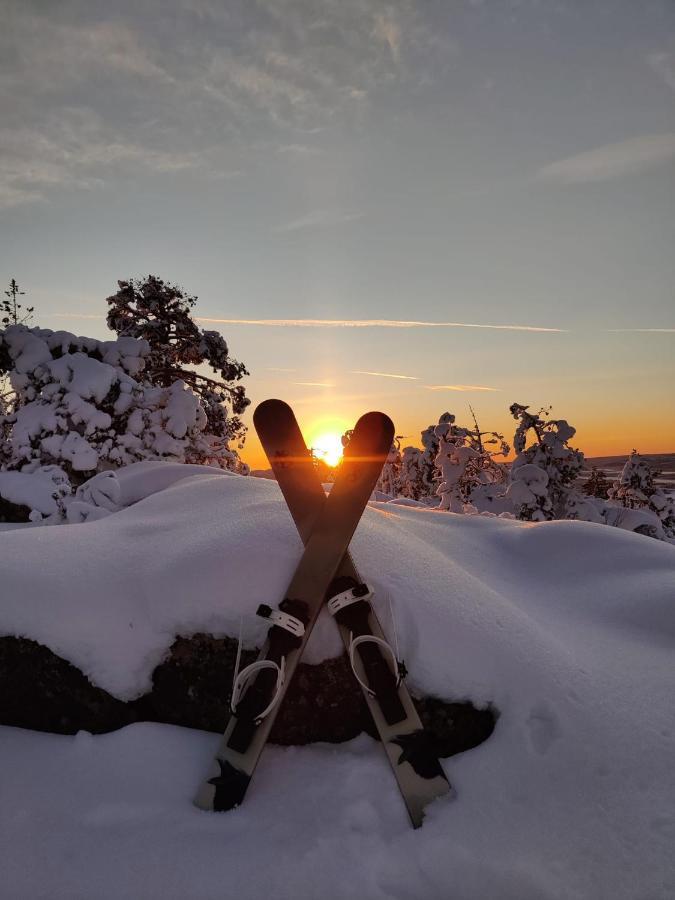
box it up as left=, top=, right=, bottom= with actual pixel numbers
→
left=231, top=658, right=286, bottom=723
left=327, top=583, right=373, bottom=616
left=349, top=634, right=406, bottom=695
left=256, top=604, right=306, bottom=638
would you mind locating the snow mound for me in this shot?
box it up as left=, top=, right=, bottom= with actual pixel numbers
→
left=1, top=462, right=674, bottom=898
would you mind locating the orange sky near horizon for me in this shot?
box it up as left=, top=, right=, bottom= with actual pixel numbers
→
left=240, top=389, right=675, bottom=471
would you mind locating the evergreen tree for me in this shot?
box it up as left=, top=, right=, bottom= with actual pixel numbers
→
left=609, top=451, right=675, bottom=538
left=398, top=411, right=508, bottom=505
left=583, top=466, right=610, bottom=499
left=2, top=279, right=33, bottom=327
left=506, top=403, right=584, bottom=521
left=106, top=276, right=249, bottom=452
left=1, top=279, right=34, bottom=421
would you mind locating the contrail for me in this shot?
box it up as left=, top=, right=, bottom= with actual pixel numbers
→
left=196, top=318, right=565, bottom=333
left=425, top=384, right=501, bottom=392
left=43, top=313, right=565, bottom=333
left=352, top=370, right=419, bottom=380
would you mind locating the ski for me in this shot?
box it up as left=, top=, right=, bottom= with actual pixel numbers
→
left=194, top=406, right=394, bottom=812
left=254, top=399, right=452, bottom=827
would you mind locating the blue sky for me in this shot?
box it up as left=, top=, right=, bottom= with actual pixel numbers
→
left=1, top=0, right=674, bottom=463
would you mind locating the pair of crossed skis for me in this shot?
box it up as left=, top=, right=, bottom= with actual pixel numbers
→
left=194, top=400, right=451, bottom=827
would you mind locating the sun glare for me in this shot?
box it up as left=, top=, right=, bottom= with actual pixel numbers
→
left=311, top=432, right=344, bottom=468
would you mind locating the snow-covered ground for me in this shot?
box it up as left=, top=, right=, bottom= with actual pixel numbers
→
left=2, top=462, right=674, bottom=899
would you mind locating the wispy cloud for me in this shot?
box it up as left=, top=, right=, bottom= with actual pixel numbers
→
left=0, top=111, right=204, bottom=209
left=44, top=313, right=103, bottom=320
left=351, top=370, right=419, bottom=380
left=197, top=318, right=565, bottom=332
left=425, top=384, right=501, bottom=392
left=1, top=2, right=447, bottom=207
left=292, top=381, right=334, bottom=387
left=266, top=366, right=297, bottom=372
left=607, top=328, right=675, bottom=333
left=273, top=209, right=364, bottom=233
left=537, top=134, right=675, bottom=184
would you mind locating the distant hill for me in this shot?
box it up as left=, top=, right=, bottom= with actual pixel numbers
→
left=583, top=453, right=675, bottom=490
left=251, top=455, right=675, bottom=490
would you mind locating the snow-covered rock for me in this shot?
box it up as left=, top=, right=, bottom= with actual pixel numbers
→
left=0, top=463, right=674, bottom=899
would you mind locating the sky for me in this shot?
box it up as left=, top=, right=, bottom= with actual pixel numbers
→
left=1, top=0, right=674, bottom=468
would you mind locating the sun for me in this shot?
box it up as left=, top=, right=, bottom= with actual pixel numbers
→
left=310, top=431, right=344, bottom=468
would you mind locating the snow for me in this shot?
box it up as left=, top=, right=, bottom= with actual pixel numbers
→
left=0, top=467, right=69, bottom=516
left=1, top=463, right=675, bottom=899
left=1, top=325, right=245, bottom=483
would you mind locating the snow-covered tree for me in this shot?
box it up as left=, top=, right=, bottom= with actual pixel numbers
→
left=608, top=451, right=675, bottom=538
left=398, top=413, right=452, bottom=500
left=399, top=445, right=425, bottom=500
left=609, top=451, right=655, bottom=508
left=0, top=324, right=249, bottom=521
left=434, top=419, right=482, bottom=512
left=1, top=279, right=34, bottom=420
left=376, top=438, right=402, bottom=497
left=106, top=275, right=249, bottom=452
left=398, top=411, right=508, bottom=507
left=506, top=403, right=584, bottom=521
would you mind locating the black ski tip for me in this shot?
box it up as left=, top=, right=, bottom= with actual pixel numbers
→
left=253, top=398, right=293, bottom=427
left=347, top=411, right=395, bottom=457
left=208, top=758, right=252, bottom=811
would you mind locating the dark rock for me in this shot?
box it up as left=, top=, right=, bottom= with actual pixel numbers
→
left=0, top=636, right=130, bottom=734
left=0, top=634, right=497, bottom=758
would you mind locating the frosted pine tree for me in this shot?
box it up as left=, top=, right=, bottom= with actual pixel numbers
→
left=376, top=438, right=402, bottom=497
left=106, top=275, right=249, bottom=469
left=433, top=411, right=509, bottom=511
left=398, top=413, right=453, bottom=500
left=0, top=324, right=249, bottom=521
left=506, top=403, right=584, bottom=521
left=609, top=451, right=655, bottom=507
left=398, top=411, right=508, bottom=506
left=609, top=451, right=675, bottom=538
left=434, top=419, right=481, bottom=511
left=399, top=446, right=424, bottom=499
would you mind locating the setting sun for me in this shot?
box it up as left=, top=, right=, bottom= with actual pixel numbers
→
left=310, top=431, right=344, bottom=468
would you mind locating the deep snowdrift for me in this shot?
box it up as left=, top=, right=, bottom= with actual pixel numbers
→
left=1, top=462, right=674, bottom=899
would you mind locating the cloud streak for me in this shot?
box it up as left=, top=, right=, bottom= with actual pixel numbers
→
left=607, top=328, right=675, bottom=333
left=425, top=384, right=501, bottom=392
left=351, top=370, right=419, bottom=380
left=537, top=134, right=675, bottom=184
left=273, top=209, right=364, bottom=233
left=197, top=318, right=565, bottom=332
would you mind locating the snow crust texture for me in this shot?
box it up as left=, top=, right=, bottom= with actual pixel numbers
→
left=1, top=462, right=674, bottom=899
